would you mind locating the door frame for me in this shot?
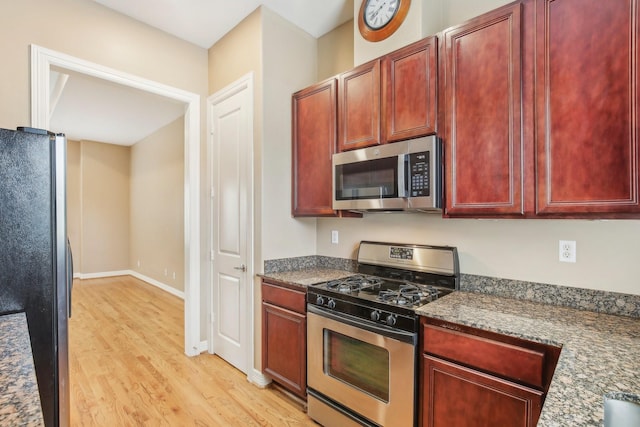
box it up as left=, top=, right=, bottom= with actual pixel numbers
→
left=30, top=44, right=202, bottom=356
left=206, top=73, right=256, bottom=379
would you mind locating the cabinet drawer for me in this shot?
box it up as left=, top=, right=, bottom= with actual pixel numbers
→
left=423, top=324, right=545, bottom=389
left=262, top=282, right=306, bottom=314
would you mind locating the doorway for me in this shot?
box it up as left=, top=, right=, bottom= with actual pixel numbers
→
left=30, top=44, right=202, bottom=356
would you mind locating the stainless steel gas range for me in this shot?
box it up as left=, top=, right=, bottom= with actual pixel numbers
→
left=306, top=241, right=460, bottom=427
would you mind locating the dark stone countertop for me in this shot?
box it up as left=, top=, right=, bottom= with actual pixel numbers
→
left=416, top=291, right=640, bottom=427
left=0, top=312, right=44, bottom=426
left=258, top=268, right=354, bottom=290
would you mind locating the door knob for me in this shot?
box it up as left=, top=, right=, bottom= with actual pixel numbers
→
left=234, top=264, right=247, bottom=272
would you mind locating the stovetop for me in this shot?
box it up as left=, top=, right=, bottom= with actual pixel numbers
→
left=307, top=274, right=453, bottom=333
left=318, top=274, right=451, bottom=309
left=306, top=242, right=459, bottom=333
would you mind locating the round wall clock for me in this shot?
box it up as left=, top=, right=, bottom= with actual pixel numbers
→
left=358, top=0, right=411, bottom=42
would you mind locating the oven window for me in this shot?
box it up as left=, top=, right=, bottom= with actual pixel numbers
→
left=324, top=330, right=390, bottom=402
left=335, top=157, right=399, bottom=200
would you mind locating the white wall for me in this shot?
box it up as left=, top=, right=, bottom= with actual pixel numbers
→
left=80, top=140, right=130, bottom=274
left=261, top=7, right=319, bottom=260
left=130, top=117, right=184, bottom=291
left=0, top=0, right=207, bottom=129
left=317, top=215, right=640, bottom=296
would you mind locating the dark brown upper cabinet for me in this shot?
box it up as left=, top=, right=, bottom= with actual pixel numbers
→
left=534, top=0, right=640, bottom=217
left=337, top=39, right=438, bottom=152
left=291, top=78, right=339, bottom=217
left=441, top=2, right=525, bottom=217
left=442, top=0, right=640, bottom=219
left=383, top=36, right=438, bottom=143
left=338, top=59, right=382, bottom=151
left=295, top=0, right=640, bottom=218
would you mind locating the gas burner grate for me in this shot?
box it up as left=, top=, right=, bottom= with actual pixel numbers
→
left=377, top=290, right=414, bottom=305
left=377, top=284, right=441, bottom=306
left=400, top=284, right=440, bottom=299
left=326, top=275, right=384, bottom=293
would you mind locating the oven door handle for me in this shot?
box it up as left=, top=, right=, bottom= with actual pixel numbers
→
left=307, top=304, right=417, bottom=345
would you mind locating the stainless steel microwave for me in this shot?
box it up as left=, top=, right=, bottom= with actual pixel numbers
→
left=332, top=136, right=442, bottom=212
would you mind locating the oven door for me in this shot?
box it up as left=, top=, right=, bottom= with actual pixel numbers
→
left=307, top=305, right=416, bottom=427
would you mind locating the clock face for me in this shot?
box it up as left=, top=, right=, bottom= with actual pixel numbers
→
left=364, top=0, right=400, bottom=30
left=358, top=0, right=410, bottom=42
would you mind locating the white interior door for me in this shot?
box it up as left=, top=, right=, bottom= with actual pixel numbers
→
left=208, top=76, right=253, bottom=373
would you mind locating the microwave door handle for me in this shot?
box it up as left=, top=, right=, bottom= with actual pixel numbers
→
left=398, top=154, right=408, bottom=198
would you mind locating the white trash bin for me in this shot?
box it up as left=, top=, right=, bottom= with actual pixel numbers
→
left=604, top=393, right=640, bottom=427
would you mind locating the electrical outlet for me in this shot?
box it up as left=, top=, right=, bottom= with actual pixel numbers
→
left=137, top=259, right=140, bottom=267
left=331, top=230, right=339, bottom=244
left=559, top=240, right=576, bottom=263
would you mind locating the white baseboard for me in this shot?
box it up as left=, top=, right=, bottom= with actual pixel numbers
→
left=128, top=271, right=185, bottom=300
left=248, top=369, right=271, bottom=388
left=198, top=341, right=208, bottom=353
left=76, top=270, right=131, bottom=280
left=75, top=269, right=185, bottom=300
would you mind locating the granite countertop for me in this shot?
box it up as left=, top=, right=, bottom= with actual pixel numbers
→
left=0, top=312, right=44, bottom=426
left=416, top=292, right=640, bottom=427
left=259, top=268, right=354, bottom=289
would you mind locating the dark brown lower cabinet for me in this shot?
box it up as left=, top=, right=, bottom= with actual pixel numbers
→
left=261, top=280, right=306, bottom=399
left=422, top=355, right=543, bottom=427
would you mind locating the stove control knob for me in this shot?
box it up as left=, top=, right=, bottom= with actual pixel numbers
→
left=370, top=310, right=381, bottom=322
left=315, top=295, right=325, bottom=306
left=386, top=314, right=397, bottom=326
left=327, top=299, right=336, bottom=309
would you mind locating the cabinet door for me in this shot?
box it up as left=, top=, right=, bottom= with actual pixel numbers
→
left=338, top=59, right=381, bottom=151
left=383, top=36, right=438, bottom=142
left=535, top=0, right=640, bottom=215
left=292, top=78, right=338, bottom=216
left=422, top=355, right=543, bottom=427
left=262, top=302, right=306, bottom=398
left=441, top=3, right=525, bottom=216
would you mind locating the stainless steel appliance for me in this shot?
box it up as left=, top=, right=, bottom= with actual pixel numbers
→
left=332, top=136, right=442, bottom=212
left=0, top=127, right=71, bottom=426
left=307, top=241, right=459, bottom=427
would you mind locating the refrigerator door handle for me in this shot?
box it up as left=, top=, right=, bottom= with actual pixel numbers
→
left=67, top=239, right=73, bottom=318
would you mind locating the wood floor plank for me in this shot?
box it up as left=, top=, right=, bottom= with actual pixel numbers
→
left=69, top=276, right=316, bottom=426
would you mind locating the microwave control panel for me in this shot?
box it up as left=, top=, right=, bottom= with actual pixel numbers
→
left=408, top=152, right=430, bottom=196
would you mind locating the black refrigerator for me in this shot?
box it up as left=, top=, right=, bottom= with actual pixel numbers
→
left=0, top=127, right=71, bottom=426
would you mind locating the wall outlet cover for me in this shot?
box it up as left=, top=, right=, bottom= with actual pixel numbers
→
left=559, top=240, right=577, bottom=263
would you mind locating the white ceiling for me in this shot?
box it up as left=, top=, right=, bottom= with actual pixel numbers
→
left=92, top=0, right=354, bottom=49
left=50, top=68, right=186, bottom=145
left=53, top=0, right=354, bottom=145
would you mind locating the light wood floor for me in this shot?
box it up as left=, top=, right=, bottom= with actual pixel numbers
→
left=69, top=275, right=317, bottom=426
